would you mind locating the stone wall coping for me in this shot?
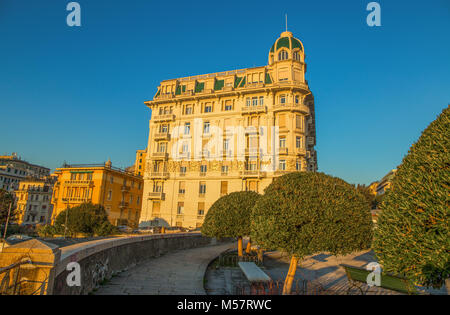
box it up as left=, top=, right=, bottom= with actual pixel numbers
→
left=55, top=232, right=202, bottom=277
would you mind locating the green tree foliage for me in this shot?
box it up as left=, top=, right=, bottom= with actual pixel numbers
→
left=0, top=189, right=17, bottom=225
left=373, top=106, right=450, bottom=288
left=202, top=191, right=260, bottom=238
left=251, top=172, right=373, bottom=258
left=54, top=202, right=116, bottom=237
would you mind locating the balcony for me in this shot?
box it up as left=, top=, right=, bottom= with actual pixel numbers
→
left=158, top=92, right=174, bottom=100
left=245, top=148, right=259, bottom=156
left=149, top=172, right=170, bottom=179
left=151, top=152, right=169, bottom=159
left=272, top=103, right=309, bottom=114
left=119, top=201, right=129, bottom=208
left=274, top=170, right=294, bottom=176
left=152, top=114, right=175, bottom=123
left=199, top=172, right=207, bottom=177
left=64, top=180, right=94, bottom=186
left=241, top=105, right=267, bottom=115
left=61, top=197, right=92, bottom=203
left=246, top=82, right=265, bottom=89
left=198, top=150, right=211, bottom=159
left=240, top=170, right=266, bottom=178
left=121, top=185, right=130, bottom=193
left=295, top=147, right=307, bottom=156
left=148, top=192, right=165, bottom=200
left=154, top=132, right=171, bottom=141
left=278, top=147, right=288, bottom=155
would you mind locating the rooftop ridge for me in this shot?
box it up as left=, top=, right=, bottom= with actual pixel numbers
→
left=160, top=65, right=266, bottom=83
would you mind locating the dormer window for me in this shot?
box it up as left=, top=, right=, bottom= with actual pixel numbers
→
left=293, top=51, right=301, bottom=61
left=278, top=50, right=288, bottom=61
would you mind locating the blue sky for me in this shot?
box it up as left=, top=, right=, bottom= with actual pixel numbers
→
left=0, top=0, right=449, bottom=185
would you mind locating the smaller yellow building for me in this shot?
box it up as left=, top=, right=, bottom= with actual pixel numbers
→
left=51, top=160, right=143, bottom=228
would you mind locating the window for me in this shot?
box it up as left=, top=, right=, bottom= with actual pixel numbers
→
left=71, top=173, right=76, bottom=180
left=221, top=165, right=229, bottom=174
left=157, top=142, right=167, bottom=153
left=180, top=166, right=187, bottom=174
left=203, top=121, right=210, bottom=134
left=278, top=50, right=288, bottom=61
left=137, top=196, right=140, bottom=205
left=185, top=106, right=193, bottom=115
left=247, top=181, right=258, bottom=192
left=259, top=96, right=264, bottom=105
left=296, top=115, right=303, bottom=130
left=220, top=181, right=228, bottom=195
left=87, top=173, right=92, bottom=180
left=179, top=181, right=185, bottom=194
left=224, top=100, right=232, bottom=111
left=177, top=202, right=184, bottom=215
left=161, top=124, right=169, bottom=133
left=246, top=98, right=251, bottom=107
left=296, top=136, right=303, bottom=148
left=181, top=142, right=189, bottom=155
left=223, top=139, right=229, bottom=151
left=279, top=137, right=286, bottom=148
left=296, top=160, right=302, bottom=171
left=184, top=123, right=190, bottom=135
left=280, top=94, right=286, bottom=104
left=293, top=51, right=300, bottom=61
left=198, top=202, right=205, bottom=216
left=204, top=103, right=212, bottom=113
left=200, top=165, right=207, bottom=174
left=279, top=160, right=286, bottom=171
left=295, top=95, right=300, bottom=104
left=153, top=182, right=162, bottom=192
left=199, top=182, right=206, bottom=195
left=110, top=176, right=114, bottom=184
left=252, top=97, right=258, bottom=106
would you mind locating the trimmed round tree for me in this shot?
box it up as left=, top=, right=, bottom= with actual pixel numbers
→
left=54, top=202, right=117, bottom=237
left=373, top=106, right=450, bottom=289
left=202, top=191, right=260, bottom=257
left=251, top=172, right=373, bottom=294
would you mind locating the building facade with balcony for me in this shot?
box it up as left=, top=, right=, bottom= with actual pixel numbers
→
left=51, top=160, right=143, bottom=228
left=15, top=178, right=54, bottom=225
left=0, top=153, right=50, bottom=191
left=140, top=30, right=318, bottom=229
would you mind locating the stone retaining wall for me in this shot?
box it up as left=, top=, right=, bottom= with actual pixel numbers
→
left=52, top=233, right=220, bottom=295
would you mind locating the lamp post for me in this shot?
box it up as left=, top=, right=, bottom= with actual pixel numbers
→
left=1, top=202, right=12, bottom=252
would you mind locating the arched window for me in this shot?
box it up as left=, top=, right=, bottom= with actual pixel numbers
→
left=278, top=50, right=288, bottom=61
left=293, top=51, right=300, bottom=61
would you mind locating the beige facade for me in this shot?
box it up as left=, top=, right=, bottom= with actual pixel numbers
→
left=15, top=179, right=54, bottom=225
left=139, top=31, right=317, bottom=229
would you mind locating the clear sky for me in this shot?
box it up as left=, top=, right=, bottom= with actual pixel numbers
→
left=0, top=0, right=449, bottom=185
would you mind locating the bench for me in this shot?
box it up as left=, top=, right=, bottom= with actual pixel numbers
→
left=340, top=264, right=418, bottom=295
left=238, top=262, right=271, bottom=283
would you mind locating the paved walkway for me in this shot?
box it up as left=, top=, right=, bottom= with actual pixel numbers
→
left=94, top=242, right=234, bottom=295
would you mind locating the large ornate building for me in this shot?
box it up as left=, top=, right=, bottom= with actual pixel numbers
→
left=139, top=31, right=317, bottom=229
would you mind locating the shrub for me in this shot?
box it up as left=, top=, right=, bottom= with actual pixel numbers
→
left=251, top=172, right=373, bottom=294
left=54, top=203, right=114, bottom=237
left=373, top=106, right=450, bottom=288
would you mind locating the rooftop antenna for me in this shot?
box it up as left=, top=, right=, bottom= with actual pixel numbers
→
left=285, top=14, right=288, bottom=32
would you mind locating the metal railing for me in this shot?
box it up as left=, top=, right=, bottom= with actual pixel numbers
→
left=0, top=260, right=47, bottom=295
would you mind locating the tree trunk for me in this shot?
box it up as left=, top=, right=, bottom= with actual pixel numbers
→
left=237, top=236, right=243, bottom=257
left=282, top=256, right=299, bottom=295
left=257, top=248, right=264, bottom=264
left=245, top=238, right=252, bottom=254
